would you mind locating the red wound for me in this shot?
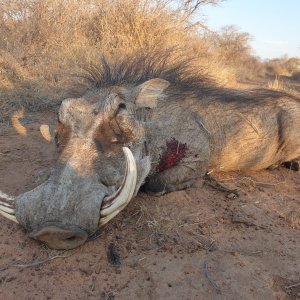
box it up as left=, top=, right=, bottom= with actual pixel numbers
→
left=157, top=138, right=187, bottom=172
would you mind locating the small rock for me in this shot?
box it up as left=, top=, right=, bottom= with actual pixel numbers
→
left=231, top=212, right=254, bottom=227
left=79, top=266, right=93, bottom=276
left=226, top=193, right=238, bottom=199
left=107, top=243, right=121, bottom=266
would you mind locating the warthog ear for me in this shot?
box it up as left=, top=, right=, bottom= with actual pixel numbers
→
left=135, top=78, right=170, bottom=109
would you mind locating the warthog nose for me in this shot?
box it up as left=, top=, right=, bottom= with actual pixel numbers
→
left=29, top=225, right=88, bottom=250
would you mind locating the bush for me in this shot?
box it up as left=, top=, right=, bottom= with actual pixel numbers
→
left=264, top=56, right=300, bottom=77
left=0, top=0, right=231, bottom=121
left=0, top=0, right=298, bottom=122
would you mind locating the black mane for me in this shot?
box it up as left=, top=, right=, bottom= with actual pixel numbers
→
left=76, top=51, right=299, bottom=104
left=79, top=51, right=215, bottom=91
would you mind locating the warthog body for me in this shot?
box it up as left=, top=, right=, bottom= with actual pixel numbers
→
left=1, top=54, right=300, bottom=249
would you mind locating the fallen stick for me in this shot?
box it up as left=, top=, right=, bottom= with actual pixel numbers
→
left=14, top=252, right=76, bottom=268
left=285, top=282, right=300, bottom=290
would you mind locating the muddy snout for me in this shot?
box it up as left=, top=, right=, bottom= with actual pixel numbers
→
left=30, top=225, right=88, bottom=250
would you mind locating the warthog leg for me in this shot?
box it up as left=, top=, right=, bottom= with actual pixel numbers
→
left=143, top=162, right=206, bottom=195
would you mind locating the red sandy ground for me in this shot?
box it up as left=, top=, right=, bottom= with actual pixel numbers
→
left=0, top=111, right=299, bottom=300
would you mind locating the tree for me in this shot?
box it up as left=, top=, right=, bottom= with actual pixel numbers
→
left=215, top=25, right=252, bottom=66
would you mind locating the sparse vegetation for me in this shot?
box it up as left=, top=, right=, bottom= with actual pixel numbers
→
left=0, top=0, right=299, bottom=122
left=265, top=56, right=300, bottom=77
left=267, top=76, right=292, bottom=92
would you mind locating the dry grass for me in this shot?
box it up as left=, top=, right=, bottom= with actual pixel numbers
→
left=267, top=76, right=289, bottom=91
left=0, top=0, right=227, bottom=121
left=266, top=76, right=298, bottom=94
left=0, top=0, right=299, bottom=122
left=128, top=196, right=216, bottom=253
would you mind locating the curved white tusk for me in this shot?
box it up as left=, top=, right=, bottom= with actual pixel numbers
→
left=0, top=200, right=15, bottom=208
left=0, top=205, right=15, bottom=214
left=0, top=190, right=18, bottom=223
left=99, top=209, right=122, bottom=226
left=100, top=147, right=137, bottom=220
left=0, top=210, right=18, bottom=223
left=0, top=190, right=15, bottom=201
left=40, top=124, right=52, bottom=142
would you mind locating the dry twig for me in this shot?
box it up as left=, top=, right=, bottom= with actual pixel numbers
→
left=285, top=281, right=300, bottom=290
left=14, top=251, right=76, bottom=268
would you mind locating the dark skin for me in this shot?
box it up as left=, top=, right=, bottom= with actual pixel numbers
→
left=143, top=165, right=198, bottom=195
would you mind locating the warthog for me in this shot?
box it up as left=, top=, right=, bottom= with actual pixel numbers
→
left=1, top=54, right=300, bottom=249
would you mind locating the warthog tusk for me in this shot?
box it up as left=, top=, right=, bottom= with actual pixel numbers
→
left=0, top=190, right=15, bottom=201
left=0, top=190, right=18, bottom=223
left=0, top=204, right=15, bottom=214
left=11, top=110, right=27, bottom=136
left=99, top=147, right=137, bottom=225
left=99, top=209, right=122, bottom=226
left=0, top=199, right=15, bottom=208
left=0, top=210, right=18, bottom=223
left=40, top=124, right=52, bottom=142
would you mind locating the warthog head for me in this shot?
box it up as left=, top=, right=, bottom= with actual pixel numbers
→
left=0, top=75, right=170, bottom=249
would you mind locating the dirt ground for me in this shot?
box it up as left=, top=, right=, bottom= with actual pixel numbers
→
left=0, top=112, right=299, bottom=300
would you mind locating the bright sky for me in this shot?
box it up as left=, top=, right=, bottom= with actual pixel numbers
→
left=200, top=0, right=300, bottom=60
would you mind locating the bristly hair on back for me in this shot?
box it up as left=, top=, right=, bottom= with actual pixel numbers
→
left=74, top=50, right=300, bottom=104
left=77, top=50, right=216, bottom=92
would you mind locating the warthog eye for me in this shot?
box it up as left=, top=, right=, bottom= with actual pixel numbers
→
left=114, top=102, right=127, bottom=117
left=109, top=102, right=127, bottom=140
left=118, top=103, right=126, bottom=111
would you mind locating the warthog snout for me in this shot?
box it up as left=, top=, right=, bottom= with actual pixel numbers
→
left=0, top=147, right=137, bottom=249
left=30, top=225, right=88, bottom=250
left=14, top=172, right=108, bottom=249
